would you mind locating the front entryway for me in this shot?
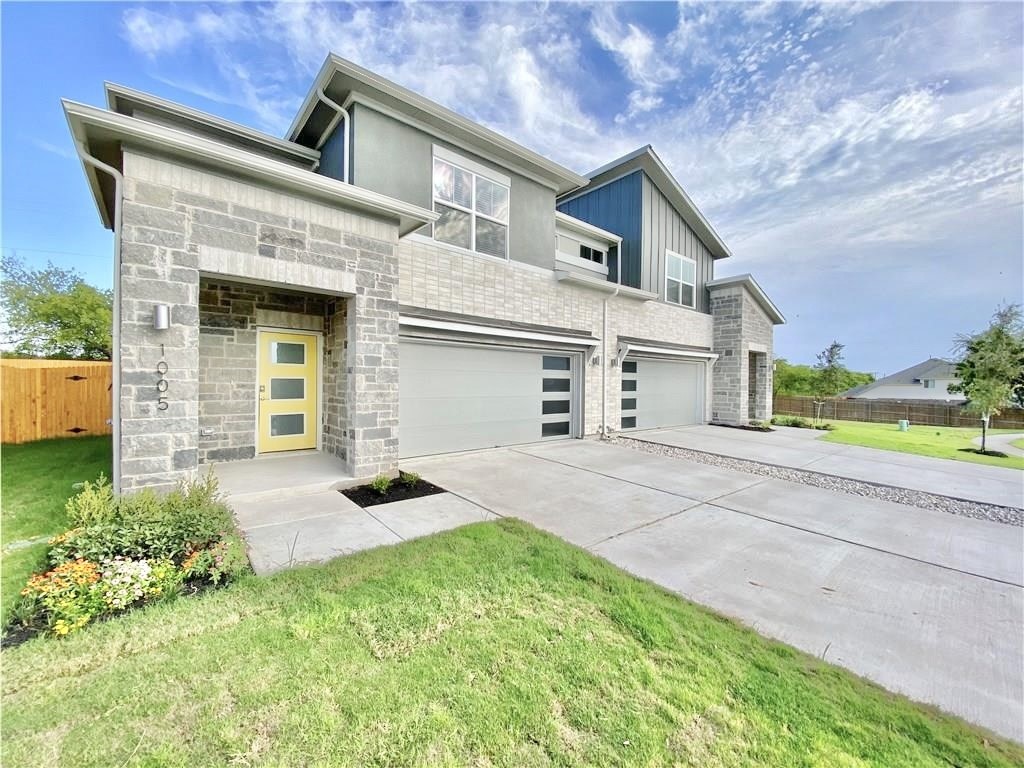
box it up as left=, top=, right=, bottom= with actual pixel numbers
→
left=398, top=339, right=583, bottom=457
left=257, top=329, right=320, bottom=453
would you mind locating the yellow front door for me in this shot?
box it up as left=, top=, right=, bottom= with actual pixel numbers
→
left=257, top=330, right=318, bottom=453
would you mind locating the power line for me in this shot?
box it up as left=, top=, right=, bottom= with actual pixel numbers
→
left=1, top=246, right=109, bottom=260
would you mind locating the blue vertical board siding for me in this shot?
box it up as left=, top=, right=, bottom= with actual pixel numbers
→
left=557, top=171, right=643, bottom=289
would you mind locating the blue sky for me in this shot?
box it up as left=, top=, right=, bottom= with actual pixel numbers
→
left=2, top=1, right=1021, bottom=375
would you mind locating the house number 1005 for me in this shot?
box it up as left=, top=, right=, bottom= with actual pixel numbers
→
left=156, top=359, right=169, bottom=411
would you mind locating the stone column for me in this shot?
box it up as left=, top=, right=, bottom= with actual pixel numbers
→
left=118, top=166, right=201, bottom=491
left=345, top=235, right=401, bottom=479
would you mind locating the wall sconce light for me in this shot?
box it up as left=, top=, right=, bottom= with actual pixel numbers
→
left=153, top=304, right=170, bottom=331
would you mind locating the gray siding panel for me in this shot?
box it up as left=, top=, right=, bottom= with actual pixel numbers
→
left=642, top=173, right=714, bottom=313
left=335, top=103, right=555, bottom=269
left=557, top=171, right=642, bottom=289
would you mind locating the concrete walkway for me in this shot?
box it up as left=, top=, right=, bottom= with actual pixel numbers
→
left=630, top=425, right=1024, bottom=508
left=408, top=440, right=1023, bottom=741
left=974, top=432, right=1024, bottom=458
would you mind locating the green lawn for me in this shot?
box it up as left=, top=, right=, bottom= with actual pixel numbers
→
left=2, top=519, right=1020, bottom=767
left=819, top=420, right=1024, bottom=469
left=1011, top=438, right=1024, bottom=451
left=1, top=436, right=111, bottom=620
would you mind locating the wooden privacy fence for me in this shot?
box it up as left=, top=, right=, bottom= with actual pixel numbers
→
left=773, top=395, right=1024, bottom=430
left=1, top=359, right=112, bottom=444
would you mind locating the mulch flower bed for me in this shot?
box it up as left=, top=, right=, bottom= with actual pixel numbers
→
left=710, top=421, right=775, bottom=433
left=342, top=476, right=446, bottom=509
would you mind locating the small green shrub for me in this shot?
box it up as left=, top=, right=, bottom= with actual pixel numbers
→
left=399, top=471, right=421, bottom=488
left=771, top=415, right=813, bottom=429
left=370, top=474, right=392, bottom=495
left=65, top=474, right=116, bottom=526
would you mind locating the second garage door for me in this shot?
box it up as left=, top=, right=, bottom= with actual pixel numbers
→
left=399, top=340, right=581, bottom=458
left=620, top=357, right=704, bottom=430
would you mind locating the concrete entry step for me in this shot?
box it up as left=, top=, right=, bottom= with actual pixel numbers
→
left=212, top=451, right=354, bottom=503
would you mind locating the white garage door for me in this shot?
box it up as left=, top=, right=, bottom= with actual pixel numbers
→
left=620, top=357, right=703, bottom=430
left=399, top=340, right=580, bottom=458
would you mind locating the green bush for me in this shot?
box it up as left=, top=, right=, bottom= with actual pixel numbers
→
left=370, top=474, right=392, bottom=495
left=8, top=472, right=249, bottom=640
left=399, top=471, right=421, bottom=488
left=771, top=415, right=813, bottom=428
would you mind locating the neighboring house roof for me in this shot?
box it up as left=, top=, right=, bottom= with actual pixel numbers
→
left=558, top=145, right=731, bottom=260
left=64, top=99, right=437, bottom=236
left=841, top=358, right=958, bottom=397
left=287, top=54, right=589, bottom=196
left=706, top=274, right=786, bottom=325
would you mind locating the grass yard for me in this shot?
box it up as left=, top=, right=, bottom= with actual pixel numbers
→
left=2, top=519, right=1021, bottom=767
left=819, top=420, right=1024, bottom=469
left=1011, top=438, right=1024, bottom=451
left=0, top=436, right=111, bottom=621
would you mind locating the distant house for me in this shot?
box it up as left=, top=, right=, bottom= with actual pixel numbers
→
left=843, top=358, right=964, bottom=401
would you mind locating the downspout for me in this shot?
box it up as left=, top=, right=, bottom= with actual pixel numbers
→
left=74, top=141, right=124, bottom=493
left=600, top=286, right=621, bottom=439
left=313, top=87, right=349, bottom=183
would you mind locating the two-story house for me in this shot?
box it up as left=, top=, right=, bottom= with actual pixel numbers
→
left=64, top=54, right=784, bottom=492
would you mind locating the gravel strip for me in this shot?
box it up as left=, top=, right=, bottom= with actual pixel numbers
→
left=614, top=436, right=1023, bottom=527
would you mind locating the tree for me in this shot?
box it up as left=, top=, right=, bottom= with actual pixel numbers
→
left=774, top=357, right=873, bottom=397
left=0, top=256, right=112, bottom=360
left=810, top=341, right=848, bottom=423
left=948, top=304, right=1024, bottom=452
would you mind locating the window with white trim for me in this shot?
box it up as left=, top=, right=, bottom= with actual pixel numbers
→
left=431, top=153, right=509, bottom=259
left=665, top=250, right=696, bottom=308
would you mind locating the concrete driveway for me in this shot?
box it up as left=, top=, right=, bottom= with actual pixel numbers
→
left=630, top=424, right=1024, bottom=508
left=408, top=439, right=1024, bottom=741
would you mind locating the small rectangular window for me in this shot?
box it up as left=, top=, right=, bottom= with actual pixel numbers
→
left=622, top=379, right=637, bottom=392
left=580, top=245, right=604, bottom=264
left=272, top=342, right=305, bottom=365
left=543, top=378, right=571, bottom=392
left=621, top=398, right=636, bottom=410
left=622, top=360, right=637, bottom=373
left=665, top=250, right=696, bottom=308
left=542, top=400, right=571, bottom=415
left=543, top=356, right=571, bottom=371
left=270, top=413, right=304, bottom=436
left=542, top=421, right=571, bottom=437
left=270, top=378, right=305, bottom=400
left=621, top=416, right=637, bottom=429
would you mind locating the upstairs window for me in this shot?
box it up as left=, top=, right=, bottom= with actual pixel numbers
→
left=432, top=151, right=509, bottom=259
left=580, top=245, right=605, bottom=264
left=666, top=250, right=696, bottom=308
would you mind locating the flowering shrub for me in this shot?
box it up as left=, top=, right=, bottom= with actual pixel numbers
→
left=6, top=472, right=249, bottom=643
left=19, top=559, right=105, bottom=635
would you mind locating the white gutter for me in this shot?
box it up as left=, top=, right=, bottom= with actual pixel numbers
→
left=313, top=87, right=350, bottom=182
left=601, top=287, right=620, bottom=439
left=72, top=140, right=123, bottom=493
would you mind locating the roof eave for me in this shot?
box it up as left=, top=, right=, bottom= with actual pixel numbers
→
left=63, top=100, right=437, bottom=237
left=287, top=54, right=589, bottom=195
left=706, top=273, right=786, bottom=325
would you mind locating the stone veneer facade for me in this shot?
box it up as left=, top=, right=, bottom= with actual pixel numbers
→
left=115, top=150, right=773, bottom=491
left=117, top=149, right=399, bottom=491
left=707, top=283, right=775, bottom=423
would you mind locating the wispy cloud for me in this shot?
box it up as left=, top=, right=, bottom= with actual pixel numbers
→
left=116, top=0, right=1022, bottom=369
left=31, top=138, right=76, bottom=160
